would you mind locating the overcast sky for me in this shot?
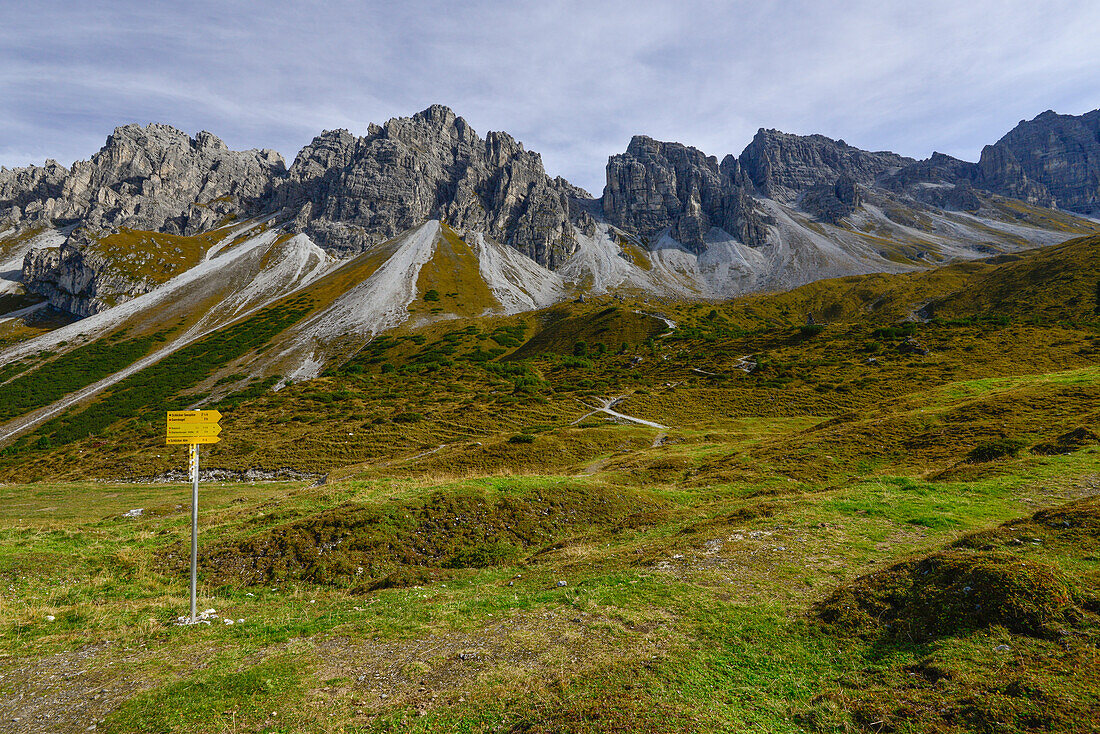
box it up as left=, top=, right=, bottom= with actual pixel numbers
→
left=1, top=0, right=1097, bottom=194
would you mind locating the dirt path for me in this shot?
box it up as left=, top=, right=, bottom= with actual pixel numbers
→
left=571, top=396, right=667, bottom=430
left=692, top=355, right=754, bottom=378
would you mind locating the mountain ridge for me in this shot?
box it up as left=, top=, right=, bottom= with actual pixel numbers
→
left=2, top=105, right=1099, bottom=392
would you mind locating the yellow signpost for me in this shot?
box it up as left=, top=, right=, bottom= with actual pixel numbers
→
left=167, top=410, right=222, bottom=424
left=166, top=436, right=220, bottom=445
left=167, top=409, right=223, bottom=624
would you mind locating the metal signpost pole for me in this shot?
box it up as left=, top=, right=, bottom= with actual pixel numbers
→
left=166, top=409, right=220, bottom=625
left=190, top=441, right=199, bottom=624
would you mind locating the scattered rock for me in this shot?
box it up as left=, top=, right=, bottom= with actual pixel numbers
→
left=141, top=467, right=321, bottom=484
left=898, top=336, right=929, bottom=356
left=174, top=608, right=219, bottom=626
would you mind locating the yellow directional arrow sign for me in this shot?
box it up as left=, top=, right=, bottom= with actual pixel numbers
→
left=166, top=411, right=222, bottom=445
left=167, top=410, right=222, bottom=424
left=167, top=423, right=222, bottom=438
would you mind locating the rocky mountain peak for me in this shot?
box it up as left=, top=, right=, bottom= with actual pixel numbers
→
left=7, top=103, right=1100, bottom=326
left=0, top=159, right=70, bottom=224
left=102, top=122, right=190, bottom=151
left=881, top=152, right=982, bottom=211
left=276, top=105, right=586, bottom=267
left=411, top=103, right=460, bottom=127
left=1, top=122, right=287, bottom=236
left=740, top=128, right=913, bottom=201
left=979, top=108, right=1100, bottom=215
left=602, top=136, right=767, bottom=253
left=382, top=104, right=478, bottom=149
left=290, top=129, right=362, bottom=173
left=194, top=130, right=229, bottom=151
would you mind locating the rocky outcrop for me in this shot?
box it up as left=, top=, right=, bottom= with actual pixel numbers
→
left=21, top=229, right=159, bottom=316
left=276, top=105, right=591, bottom=267
left=1, top=125, right=286, bottom=235
left=602, top=136, right=768, bottom=252
left=0, top=160, right=69, bottom=225
left=977, top=144, right=1055, bottom=209
left=978, top=110, right=1100, bottom=215
left=801, top=173, right=861, bottom=223
left=888, top=152, right=978, bottom=189
left=917, top=179, right=982, bottom=212
left=740, top=129, right=913, bottom=202
left=883, top=153, right=982, bottom=211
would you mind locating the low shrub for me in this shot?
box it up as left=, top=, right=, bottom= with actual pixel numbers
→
left=967, top=438, right=1026, bottom=462
left=799, top=324, right=825, bottom=338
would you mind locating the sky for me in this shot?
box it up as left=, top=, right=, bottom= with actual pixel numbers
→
left=1, top=0, right=1097, bottom=194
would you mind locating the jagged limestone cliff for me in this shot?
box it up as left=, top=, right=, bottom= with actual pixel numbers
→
left=275, top=105, right=594, bottom=267
left=4, top=105, right=1100, bottom=320
left=602, top=136, right=767, bottom=252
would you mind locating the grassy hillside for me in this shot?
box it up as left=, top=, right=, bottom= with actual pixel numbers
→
left=0, top=236, right=1098, bottom=732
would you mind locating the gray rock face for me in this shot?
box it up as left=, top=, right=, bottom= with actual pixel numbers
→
left=917, top=179, right=982, bottom=212
left=977, top=143, right=1055, bottom=209
left=602, top=136, right=767, bottom=252
left=888, top=152, right=978, bottom=188
left=884, top=153, right=982, bottom=211
left=979, top=109, right=1100, bottom=215
left=1, top=124, right=286, bottom=235
left=276, top=105, right=591, bottom=267
left=801, top=173, right=861, bottom=223
left=0, top=160, right=68, bottom=225
left=740, top=129, right=913, bottom=201
left=9, top=126, right=287, bottom=317
left=22, top=230, right=157, bottom=316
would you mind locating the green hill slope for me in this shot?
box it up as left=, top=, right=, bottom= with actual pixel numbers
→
left=2, top=234, right=1100, bottom=733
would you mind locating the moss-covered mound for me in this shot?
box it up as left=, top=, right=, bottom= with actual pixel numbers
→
left=817, top=550, right=1078, bottom=640
left=957, top=495, right=1100, bottom=558
left=1031, top=426, right=1100, bottom=456
left=819, top=497, right=1100, bottom=641
left=195, top=483, right=666, bottom=587
left=814, top=496, right=1100, bottom=734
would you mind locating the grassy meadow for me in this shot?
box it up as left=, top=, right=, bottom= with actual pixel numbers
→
left=1, top=235, right=1099, bottom=732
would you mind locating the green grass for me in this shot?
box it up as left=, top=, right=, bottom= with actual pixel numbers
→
left=0, top=297, right=313, bottom=467
left=1, top=444, right=1096, bottom=732
left=85, top=227, right=227, bottom=286
left=0, top=330, right=165, bottom=422
left=2, top=235, right=1100, bottom=731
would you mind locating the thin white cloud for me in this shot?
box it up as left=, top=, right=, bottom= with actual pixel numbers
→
left=1, top=0, right=1097, bottom=193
